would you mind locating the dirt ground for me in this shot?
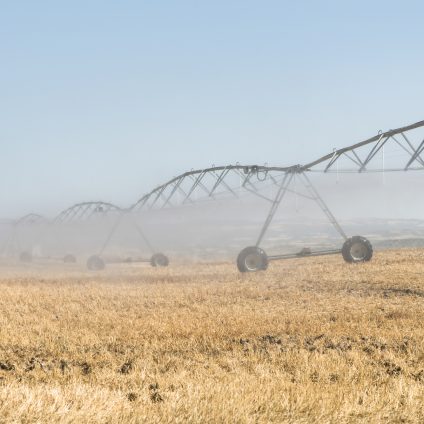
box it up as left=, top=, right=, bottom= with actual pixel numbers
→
left=0, top=249, right=423, bottom=423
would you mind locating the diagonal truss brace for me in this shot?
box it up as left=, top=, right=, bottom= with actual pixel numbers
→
left=98, top=211, right=156, bottom=256
left=405, top=138, right=424, bottom=170
left=255, top=172, right=295, bottom=246
left=255, top=170, right=347, bottom=247
left=300, top=173, right=347, bottom=240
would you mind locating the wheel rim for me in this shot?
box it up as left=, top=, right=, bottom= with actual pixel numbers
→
left=350, top=242, right=367, bottom=261
left=244, top=252, right=263, bottom=271
left=152, top=254, right=168, bottom=267
left=158, top=258, right=166, bottom=266
left=93, top=260, right=102, bottom=270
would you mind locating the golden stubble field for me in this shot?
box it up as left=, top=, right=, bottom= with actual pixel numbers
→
left=0, top=249, right=423, bottom=423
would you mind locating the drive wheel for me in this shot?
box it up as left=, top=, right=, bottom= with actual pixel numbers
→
left=237, top=246, right=268, bottom=272
left=87, top=255, right=105, bottom=270
left=63, top=254, right=77, bottom=264
left=150, top=253, right=169, bottom=267
left=342, top=236, right=373, bottom=263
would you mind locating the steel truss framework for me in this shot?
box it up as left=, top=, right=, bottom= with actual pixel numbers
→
left=0, top=203, right=123, bottom=263
left=306, top=120, right=424, bottom=173
left=0, top=214, right=47, bottom=257
left=12, top=201, right=160, bottom=267
left=52, top=202, right=158, bottom=263
left=129, top=120, right=424, bottom=213
left=15, top=213, right=47, bottom=226
left=53, top=202, right=122, bottom=223
left=3, top=119, right=424, bottom=270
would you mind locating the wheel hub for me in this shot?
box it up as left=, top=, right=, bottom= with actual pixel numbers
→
left=350, top=242, right=368, bottom=261
left=244, top=253, right=263, bottom=271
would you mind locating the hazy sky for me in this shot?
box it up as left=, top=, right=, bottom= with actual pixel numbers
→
left=1, top=1, right=423, bottom=218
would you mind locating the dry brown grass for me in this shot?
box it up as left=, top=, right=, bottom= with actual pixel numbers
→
left=0, top=249, right=424, bottom=423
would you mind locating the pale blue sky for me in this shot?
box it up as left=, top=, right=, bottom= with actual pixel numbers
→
left=1, top=1, right=423, bottom=217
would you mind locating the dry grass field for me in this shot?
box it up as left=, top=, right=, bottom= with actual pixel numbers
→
left=0, top=249, right=423, bottom=423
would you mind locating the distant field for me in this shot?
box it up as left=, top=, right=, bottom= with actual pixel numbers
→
left=0, top=250, right=423, bottom=423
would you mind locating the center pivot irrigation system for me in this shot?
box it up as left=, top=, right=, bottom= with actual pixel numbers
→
left=3, top=119, right=424, bottom=272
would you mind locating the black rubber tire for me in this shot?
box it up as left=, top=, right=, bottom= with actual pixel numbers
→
left=237, top=246, right=268, bottom=273
left=19, top=251, right=32, bottom=263
left=63, top=254, right=77, bottom=264
left=342, top=236, right=373, bottom=263
left=150, top=253, right=169, bottom=267
left=87, top=255, right=105, bottom=270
